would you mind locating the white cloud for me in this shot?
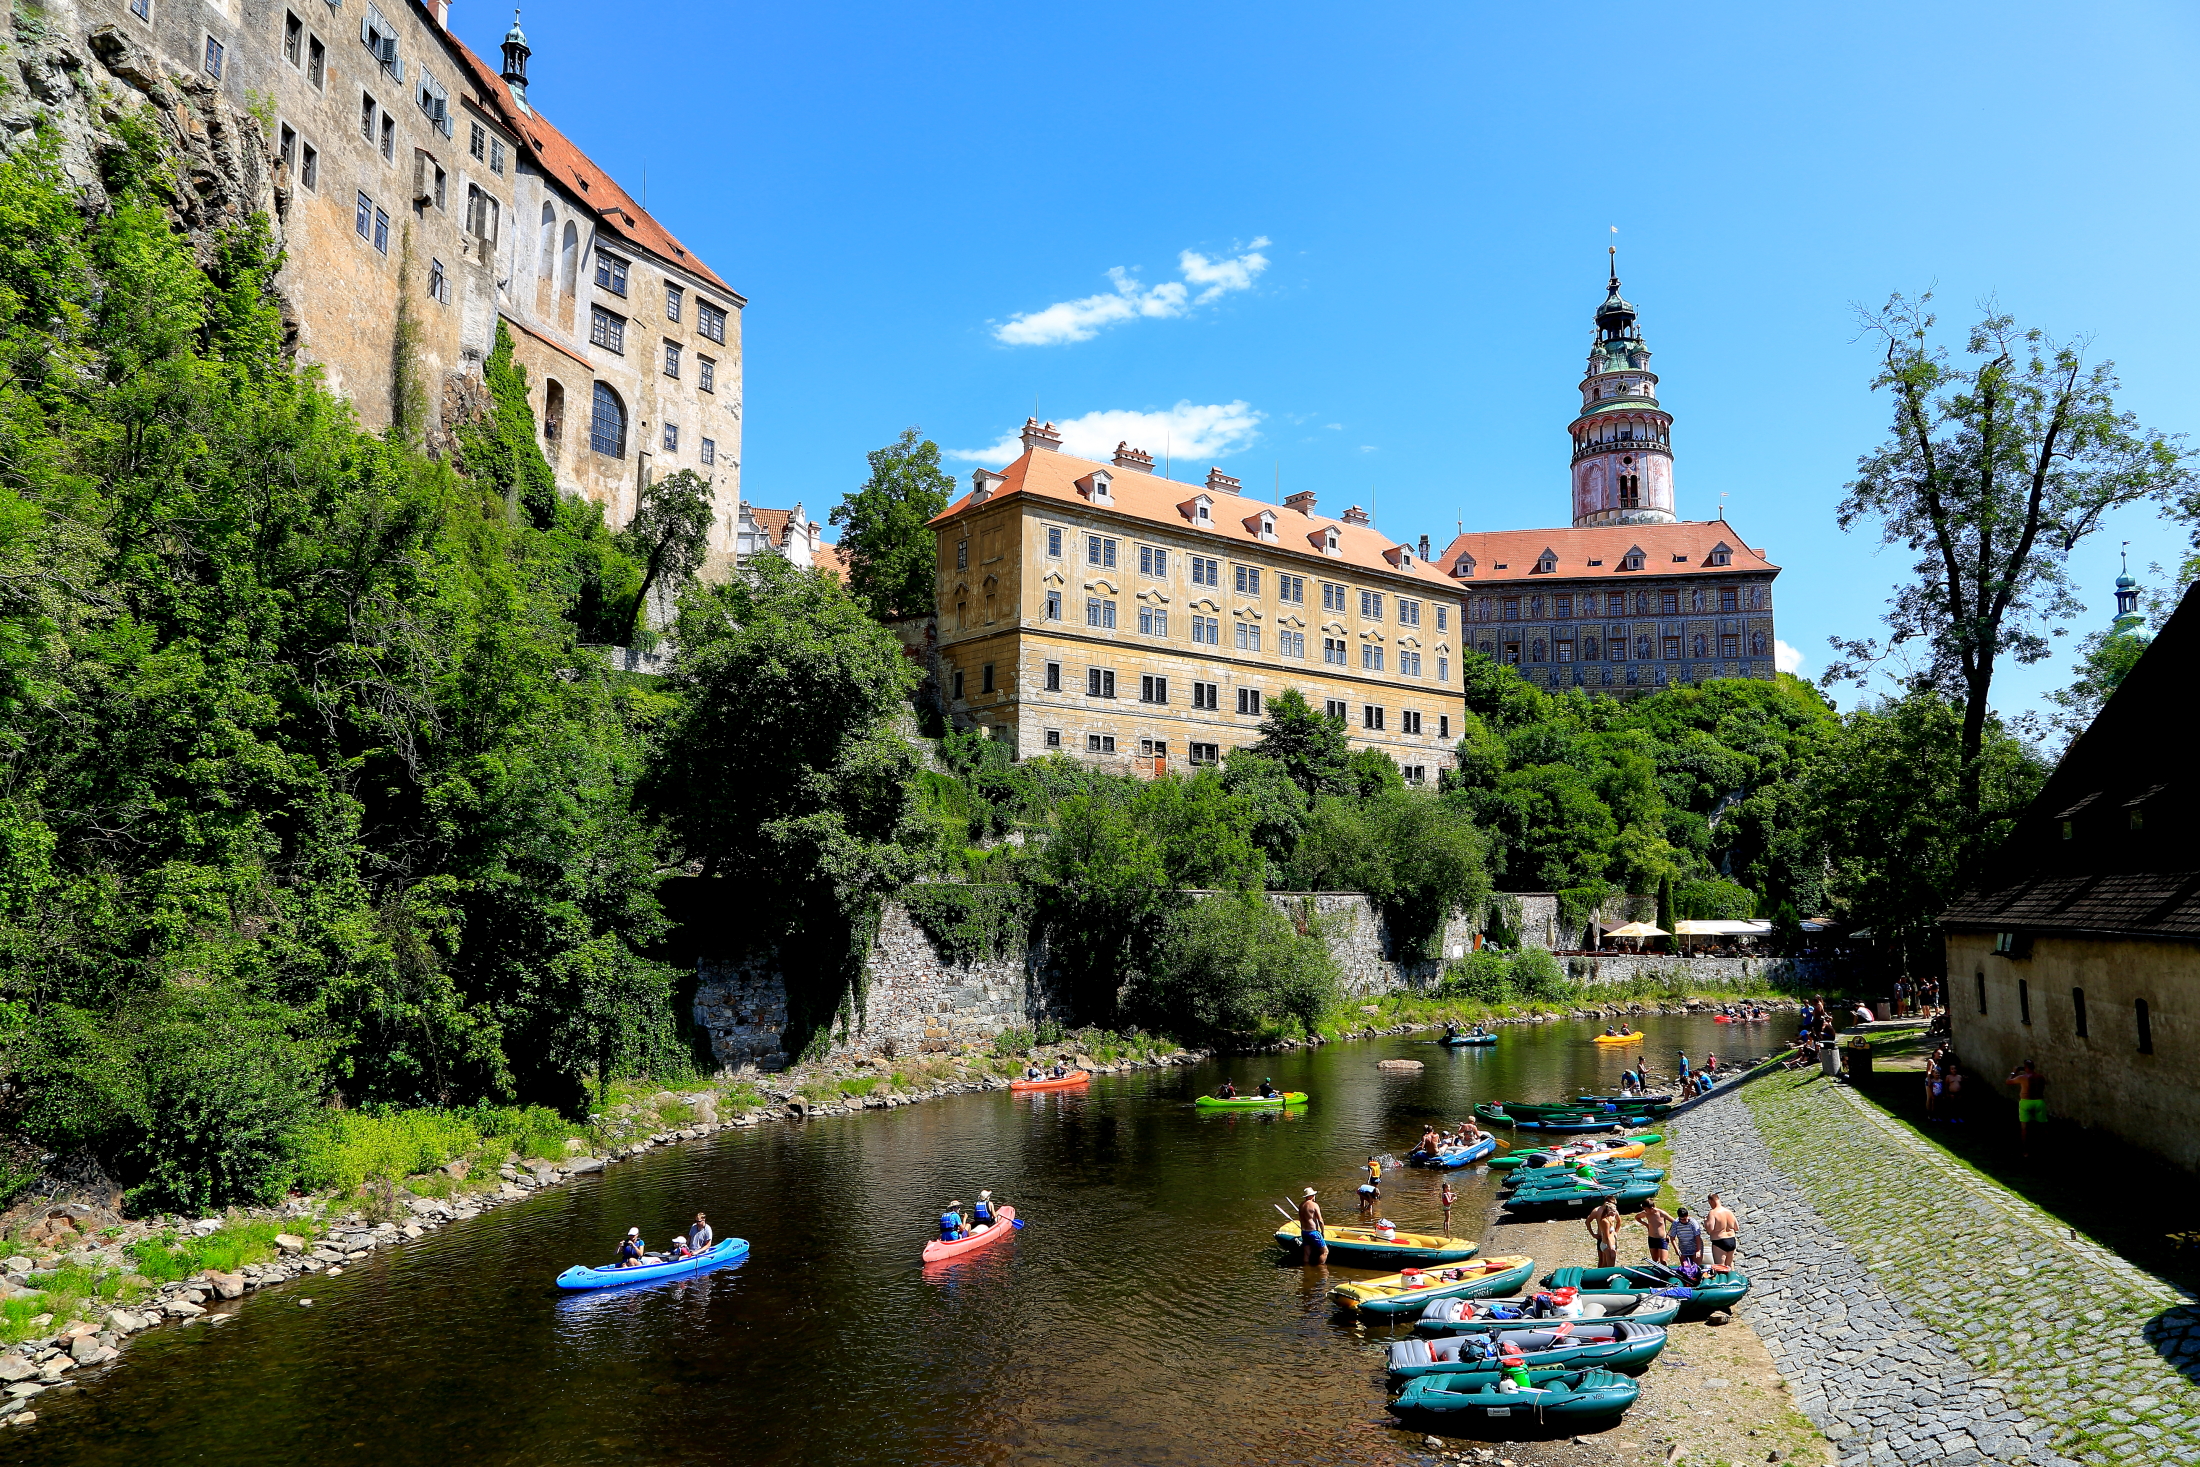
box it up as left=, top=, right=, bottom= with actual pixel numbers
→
left=991, top=239, right=1270, bottom=346
left=950, top=401, right=1265, bottom=465
left=1775, top=639, right=1805, bottom=674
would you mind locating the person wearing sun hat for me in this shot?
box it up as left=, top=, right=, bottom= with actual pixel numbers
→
left=937, top=1201, right=967, bottom=1243
left=1296, top=1186, right=1326, bottom=1264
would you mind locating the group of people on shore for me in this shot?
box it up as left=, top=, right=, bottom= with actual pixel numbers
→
left=1584, top=1191, right=1741, bottom=1278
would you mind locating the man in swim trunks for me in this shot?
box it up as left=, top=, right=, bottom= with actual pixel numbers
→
left=1704, top=1193, right=1740, bottom=1276
left=1584, top=1197, right=1622, bottom=1267
left=2006, top=1059, right=2044, bottom=1156
left=1297, top=1187, right=1327, bottom=1264
left=1634, top=1200, right=1673, bottom=1263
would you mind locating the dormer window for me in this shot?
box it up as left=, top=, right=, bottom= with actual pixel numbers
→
left=1621, top=546, right=1645, bottom=571
left=1453, top=555, right=1475, bottom=577
left=1195, top=494, right=1212, bottom=523
left=1707, top=542, right=1733, bottom=567
left=1397, top=545, right=1413, bottom=567
left=1076, top=469, right=1114, bottom=505
left=1260, top=512, right=1276, bottom=542
left=1535, top=549, right=1557, bottom=574
left=1324, top=528, right=1340, bottom=555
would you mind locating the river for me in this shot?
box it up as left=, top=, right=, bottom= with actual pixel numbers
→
left=10, top=1013, right=1778, bottom=1466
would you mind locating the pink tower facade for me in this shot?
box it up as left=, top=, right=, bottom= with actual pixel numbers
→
left=1568, top=256, right=1676, bottom=527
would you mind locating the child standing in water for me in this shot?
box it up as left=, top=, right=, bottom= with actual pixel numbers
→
left=1439, top=1180, right=1456, bottom=1225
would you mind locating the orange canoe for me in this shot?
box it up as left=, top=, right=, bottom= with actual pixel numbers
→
left=1009, top=1071, right=1090, bottom=1092
left=922, top=1206, right=1018, bottom=1263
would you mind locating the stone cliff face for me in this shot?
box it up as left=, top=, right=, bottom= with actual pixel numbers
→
left=4, top=5, right=290, bottom=338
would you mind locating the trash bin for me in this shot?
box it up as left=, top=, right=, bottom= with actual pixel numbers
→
left=1843, top=1044, right=1873, bottom=1079
left=1820, top=1044, right=1841, bottom=1078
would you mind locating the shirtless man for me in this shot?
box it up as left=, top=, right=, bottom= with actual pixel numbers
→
left=1634, top=1199, right=1674, bottom=1263
left=1704, top=1193, right=1740, bottom=1276
left=1584, top=1197, right=1622, bottom=1268
left=1297, top=1187, right=1327, bottom=1265
left=2006, top=1059, right=2043, bottom=1157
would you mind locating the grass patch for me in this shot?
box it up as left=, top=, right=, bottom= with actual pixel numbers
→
left=837, top=1076, right=878, bottom=1097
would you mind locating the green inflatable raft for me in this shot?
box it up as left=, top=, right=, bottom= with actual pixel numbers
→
left=1414, top=1291, right=1684, bottom=1333
left=1193, top=1091, right=1307, bottom=1109
left=1386, top=1319, right=1668, bottom=1381
left=1389, top=1366, right=1640, bottom=1428
left=1541, top=1264, right=1750, bottom=1318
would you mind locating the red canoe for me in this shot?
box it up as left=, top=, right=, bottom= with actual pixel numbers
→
left=922, top=1206, right=1018, bottom=1263
left=1008, top=1071, right=1090, bottom=1092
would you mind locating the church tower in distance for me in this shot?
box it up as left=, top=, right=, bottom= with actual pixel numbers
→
left=1569, top=252, right=1676, bottom=527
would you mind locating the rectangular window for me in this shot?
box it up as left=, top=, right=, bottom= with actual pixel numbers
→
left=2138, top=998, right=2153, bottom=1054
left=1086, top=733, right=1118, bottom=754
left=465, top=184, right=498, bottom=243
left=364, top=3, right=401, bottom=71
left=1189, top=742, right=1219, bottom=766
left=1976, top=972, right=1987, bottom=1015
left=1361, top=645, right=1384, bottom=672
left=1323, top=636, right=1346, bottom=665
left=1504, top=642, right=1522, bottom=665
left=1044, top=590, right=1061, bottom=621
left=131, top=0, right=152, bottom=18
left=1234, top=564, right=1261, bottom=596
left=1553, top=594, right=1572, bottom=619
left=698, top=300, right=728, bottom=343
left=1660, top=590, right=1680, bottom=614
left=1501, top=598, right=1519, bottom=621
left=2018, top=979, right=2030, bottom=1026
left=698, top=357, right=715, bottom=393
left=1436, top=604, right=1449, bottom=632
left=1236, top=688, right=1262, bottom=716
left=1360, top=590, right=1384, bottom=620
left=1138, top=605, right=1167, bottom=637
left=1086, top=668, right=1116, bottom=699
left=1234, top=622, right=1260, bottom=652
left=662, top=423, right=678, bottom=453
left=1192, top=615, right=1219, bottom=645
left=1322, top=582, right=1346, bottom=612
left=1140, top=675, right=1168, bottom=704
left=1599, top=593, right=1619, bottom=616
left=1138, top=738, right=1168, bottom=760
left=1439, top=715, right=1450, bottom=740
left=1045, top=661, right=1062, bottom=692
left=590, top=307, right=625, bottom=353
left=426, top=257, right=448, bottom=304
left=2073, top=988, right=2087, bottom=1039
left=279, top=124, right=297, bottom=172
left=1133, top=545, right=1157, bottom=576
left=1438, top=656, right=1449, bottom=681
left=307, top=36, right=325, bottom=87
left=381, top=115, right=394, bottom=162
left=1608, top=631, right=1627, bottom=661
left=700, top=438, right=716, bottom=466
left=663, top=341, right=681, bottom=378
left=204, top=35, right=225, bottom=79
left=490, top=139, right=506, bottom=175
left=1193, top=681, right=1219, bottom=710
left=1278, top=574, right=1305, bottom=604
left=955, top=541, right=967, bottom=572
left=1046, top=527, right=1063, bottom=558
left=1324, top=699, right=1347, bottom=721
left=1362, top=705, right=1385, bottom=731
left=1399, top=598, right=1422, bottom=627
left=373, top=207, right=389, bottom=254
left=1191, top=556, right=1219, bottom=586
left=665, top=284, right=684, bottom=322
left=1045, top=729, right=1062, bottom=749
left=1401, top=651, right=1422, bottom=677
left=300, top=143, right=318, bottom=190
left=362, top=94, right=378, bottom=142
left=285, top=13, right=303, bottom=64
left=1279, top=630, right=1305, bottom=659
left=977, top=663, right=995, bottom=695
left=1086, top=535, right=1117, bottom=568
left=1402, top=710, right=1423, bottom=735
left=1720, top=587, right=1740, bottom=613
left=1403, top=764, right=1427, bottom=785
left=595, top=252, right=629, bottom=296
left=469, top=121, right=487, bottom=160
left=434, top=164, right=446, bottom=210
left=1721, top=634, right=1740, bottom=658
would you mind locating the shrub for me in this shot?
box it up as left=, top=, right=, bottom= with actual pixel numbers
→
left=1445, top=949, right=1514, bottom=1004
left=902, top=884, right=1032, bottom=967
left=1130, top=892, right=1339, bottom=1040
left=990, top=1025, right=1034, bottom=1057
left=1509, top=947, right=1571, bottom=1001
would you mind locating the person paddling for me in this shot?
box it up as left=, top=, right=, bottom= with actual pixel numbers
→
left=1258, top=1077, right=1278, bottom=1099
left=688, top=1213, right=712, bottom=1254
left=1217, top=1078, right=1238, bottom=1099
left=938, top=1201, right=968, bottom=1243
left=971, top=1191, right=998, bottom=1229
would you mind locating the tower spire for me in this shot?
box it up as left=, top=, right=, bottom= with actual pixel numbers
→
left=1567, top=253, right=1675, bottom=528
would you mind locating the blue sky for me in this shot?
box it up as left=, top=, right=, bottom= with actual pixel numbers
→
left=460, top=0, right=2200, bottom=722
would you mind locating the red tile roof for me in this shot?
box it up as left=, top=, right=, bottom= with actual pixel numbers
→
left=427, top=9, right=740, bottom=300
left=817, top=541, right=852, bottom=583
left=931, top=447, right=1459, bottom=590
left=1433, top=521, right=1778, bottom=583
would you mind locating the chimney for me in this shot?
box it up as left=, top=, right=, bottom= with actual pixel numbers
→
left=1284, top=490, right=1317, bottom=516
left=435, top=1, right=452, bottom=26
left=1111, top=442, right=1155, bottom=474
left=1418, top=534, right=1431, bottom=561
left=1205, top=467, right=1242, bottom=495
left=1341, top=505, right=1372, bottom=527
left=1019, top=418, right=1062, bottom=454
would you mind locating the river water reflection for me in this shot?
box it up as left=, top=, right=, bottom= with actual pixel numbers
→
left=12, top=1014, right=1777, bottom=1466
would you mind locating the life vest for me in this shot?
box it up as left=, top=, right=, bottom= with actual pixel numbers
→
left=973, top=1201, right=994, bottom=1225
left=938, top=1211, right=962, bottom=1237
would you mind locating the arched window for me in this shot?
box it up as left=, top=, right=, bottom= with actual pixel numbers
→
left=559, top=222, right=579, bottom=297
left=589, top=381, right=626, bottom=456
left=538, top=204, right=556, bottom=281
left=542, top=379, right=564, bottom=445
left=2137, top=998, right=2153, bottom=1054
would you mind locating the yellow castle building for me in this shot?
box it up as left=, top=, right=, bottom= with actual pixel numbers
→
left=929, top=421, right=1468, bottom=779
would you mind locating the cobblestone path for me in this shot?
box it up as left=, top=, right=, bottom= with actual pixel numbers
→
left=1669, top=1071, right=2200, bottom=1467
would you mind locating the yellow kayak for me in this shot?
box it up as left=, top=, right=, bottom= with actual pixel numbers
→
left=1329, top=1255, right=1536, bottom=1316
left=1592, top=1033, right=1644, bottom=1045
left=1272, top=1225, right=1478, bottom=1265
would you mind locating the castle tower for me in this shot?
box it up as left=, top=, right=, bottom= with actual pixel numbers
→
left=1568, top=251, right=1676, bottom=527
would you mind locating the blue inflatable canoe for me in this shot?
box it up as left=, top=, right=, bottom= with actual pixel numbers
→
left=1408, top=1136, right=1499, bottom=1168
left=555, top=1237, right=750, bottom=1290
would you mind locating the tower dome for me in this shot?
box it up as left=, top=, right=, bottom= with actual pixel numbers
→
left=1567, top=250, right=1675, bottom=527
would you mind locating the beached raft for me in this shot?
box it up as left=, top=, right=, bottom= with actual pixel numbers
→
left=1500, top=1178, right=1660, bottom=1212
left=1193, top=1091, right=1308, bottom=1109
left=1541, top=1264, right=1751, bottom=1317
left=1415, top=1292, right=1683, bottom=1333
left=1008, top=1071, right=1089, bottom=1092
left=1488, top=1136, right=1660, bottom=1171
left=1406, top=1136, right=1499, bottom=1169
left=1386, top=1320, right=1668, bottom=1381
left=1330, top=1255, right=1534, bottom=1316
left=1272, top=1224, right=1478, bottom=1267
left=555, top=1237, right=750, bottom=1291
left=1389, top=1366, right=1640, bottom=1428
left=1473, top=1104, right=1618, bottom=1134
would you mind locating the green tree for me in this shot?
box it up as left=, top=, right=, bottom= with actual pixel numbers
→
left=1130, top=893, right=1337, bottom=1040
left=1217, top=750, right=1311, bottom=885
left=1030, top=795, right=1174, bottom=1023
left=2044, top=622, right=2152, bottom=745
left=1129, top=769, right=1263, bottom=891
left=1832, top=294, right=2193, bottom=821
left=829, top=426, right=956, bottom=620
left=1244, top=688, right=1351, bottom=798
left=1482, top=764, right=1616, bottom=889
left=619, top=467, right=716, bottom=639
